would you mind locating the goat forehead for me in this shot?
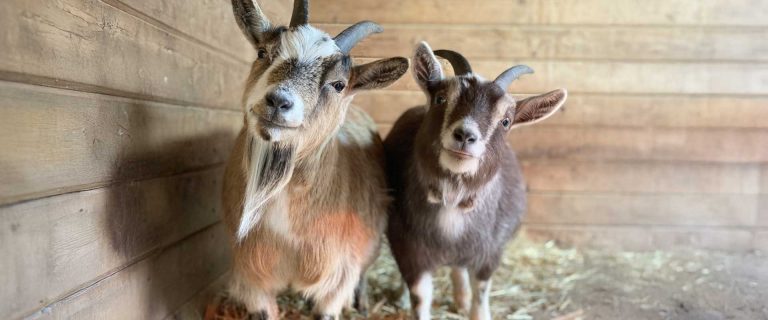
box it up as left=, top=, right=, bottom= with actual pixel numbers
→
left=278, top=26, right=339, bottom=62
left=446, top=77, right=505, bottom=127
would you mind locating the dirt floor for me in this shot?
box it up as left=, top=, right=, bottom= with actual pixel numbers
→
left=208, top=236, right=768, bottom=320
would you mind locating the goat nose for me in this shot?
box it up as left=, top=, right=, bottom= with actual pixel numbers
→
left=265, top=92, right=293, bottom=112
left=452, top=128, right=478, bottom=144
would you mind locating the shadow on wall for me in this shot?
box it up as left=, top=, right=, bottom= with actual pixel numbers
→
left=100, top=103, right=236, bottom=318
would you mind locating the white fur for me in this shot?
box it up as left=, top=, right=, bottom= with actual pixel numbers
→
left=439, top=118, right=485, bottom=175
left=238, top=137, right=294, bottom=241
left=278, top=25, right=339, bottom=63
left=263, top=193, right=293, bottom=239
left=470, top=279, right=492, bottom=320
left=411, top=273, right=434, bottom=320
left=229, top=273, right=277, bottom=315
left=437, top=206, right=467, bottom=240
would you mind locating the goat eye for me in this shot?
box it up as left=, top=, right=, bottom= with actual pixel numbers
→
left=501, top=118, right=511, bottom=128
left=434, top=95, right=446, bottom=105
left=331, top=81, right=346, bottom=93
left=257, top=48, right=268, bottom=59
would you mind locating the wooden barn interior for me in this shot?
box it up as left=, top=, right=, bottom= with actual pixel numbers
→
left=1, top=0, right=766, bottom=319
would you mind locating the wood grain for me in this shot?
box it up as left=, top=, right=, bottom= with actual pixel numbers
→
left=508, top=126, right=768, bottom=163
left=0, top=0, right=249, bottom=109
left=523, top=225, right=755, bottom=252
left=321, top=24, right=768, bottom=62
left=364, top=58, right=768, bottom=95
left=356, top=92, right=768, bottom=128
left=521, top=161, right=762, bottom=194
left=114, top=0, right=291, bottom=62
left=0, top=168, right=224, bottom=319
left=32, top=224, right=230, bottom=320
left=526, top=192, right=759, bottom=227
left=0, top=81, right=240, bottom=205
left=310, top=0, right=768, bottom=26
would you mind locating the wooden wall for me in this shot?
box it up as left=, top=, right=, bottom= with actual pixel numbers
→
left=1, top=0, right=766, bottom=319
left=0, top=0, right=290, bottom=319
left=308, top=0, right=768, bottom=252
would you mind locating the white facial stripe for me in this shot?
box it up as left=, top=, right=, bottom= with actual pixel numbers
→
left=440, top=80, right=461, bottom=132
left=485, top=94, right=514, bottom=138
left=278, top=25, right=339, bottom=63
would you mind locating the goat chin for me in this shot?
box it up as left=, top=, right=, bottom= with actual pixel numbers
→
left=438, top=151, right=480, bottom=175
left=237, top=135, right=295, bottom=242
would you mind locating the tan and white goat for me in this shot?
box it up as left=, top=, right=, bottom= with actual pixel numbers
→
left=221, top=1, right=408, bottom=318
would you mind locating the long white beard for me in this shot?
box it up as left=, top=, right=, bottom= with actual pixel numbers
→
left=237, top=135, right=295, bottom=242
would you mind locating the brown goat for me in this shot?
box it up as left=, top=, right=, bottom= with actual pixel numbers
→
left=384, top=42, right=567, bottom=320
left=222, top=1, right=408, bottom=319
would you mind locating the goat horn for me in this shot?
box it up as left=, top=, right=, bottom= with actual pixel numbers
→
left=494, top=65, right=534, bottom=89
left=333, top=21, right=383, bottom=55
left=433, top=50, right=473, bottom=76
left=289, top=0, right=309, bottom=28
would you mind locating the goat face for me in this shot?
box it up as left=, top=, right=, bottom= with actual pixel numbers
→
left=411, top=42, right=568, bottom=175
left=232, top=0, right=408, bottom=144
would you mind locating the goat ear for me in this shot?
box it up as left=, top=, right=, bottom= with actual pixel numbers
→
left=349, top=57, right=409, bottom=92
left=231, top=0, right=271, bottom=48
left=511, top=89, right=567, bottom=129
left=412, top=42, right=443, bottom=92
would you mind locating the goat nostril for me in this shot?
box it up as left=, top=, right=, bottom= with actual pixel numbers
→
left=453, top=130, right=464, bottom=142
left=278, top=101, right=293, bottom=111
left=467, top=136, right=477, bottom=143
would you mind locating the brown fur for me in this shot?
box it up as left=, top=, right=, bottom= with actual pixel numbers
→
left=384, top=43, right=566, bottom=320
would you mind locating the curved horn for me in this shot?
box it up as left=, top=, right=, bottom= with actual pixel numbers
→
left=289, top=0, right=309, bottom=27
left=494, top=65, right=534, bottom=89
left=433, top=49, right=472, bottom=76
left=231, top=0, right=271, bottom=46
left=333, top=21, right=383, bottom=54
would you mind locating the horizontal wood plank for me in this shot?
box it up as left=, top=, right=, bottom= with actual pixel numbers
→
left=321, top=24, right=768, bottom=62
left=32, top=224, right=230, bottom=320
left=522, top=225, right=755, bottom=252
left=755, top=231, right=768, bottom=251
left=364, top=58, right=768, bottom=95
left=310, top=0, right=768, bottom=26
left=355, top=92, right=768, bottom=128
left=0, top=168, right=224, bottom=319
left=521, top=161, right=761, bottom=195
left=0, top=0, right=248, bottom=109
left=0, top=81, right=240, bottom=205
left=379, top=124, right=768, bottom=163
left=508, top=126, right=768, bottom=163
left=167, top=272, right=230, bottom=320
left=525, top=192, right=759, bottom=227
left=113, top=0, right=290, bottom=62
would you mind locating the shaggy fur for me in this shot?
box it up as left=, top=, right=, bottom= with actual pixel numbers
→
left=223, top=1, right=408, bottom=318
left=385, top=42, right=566, bottom=320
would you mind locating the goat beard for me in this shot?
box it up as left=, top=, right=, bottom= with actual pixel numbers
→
left=237, top=134, right=296, bottom=242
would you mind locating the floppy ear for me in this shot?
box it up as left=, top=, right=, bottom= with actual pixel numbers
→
left=412, top=41, right=443, bottom=92
left=511, top=89, right=567, bottom=129
left=348, top=57, right=409, bottom=92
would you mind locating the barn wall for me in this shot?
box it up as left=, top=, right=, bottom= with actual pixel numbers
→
left=308, top=0, right=768, bottom=252
left=1, top=0, right=766, bottom=318
left=0, top=0, right=290, bottom=319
